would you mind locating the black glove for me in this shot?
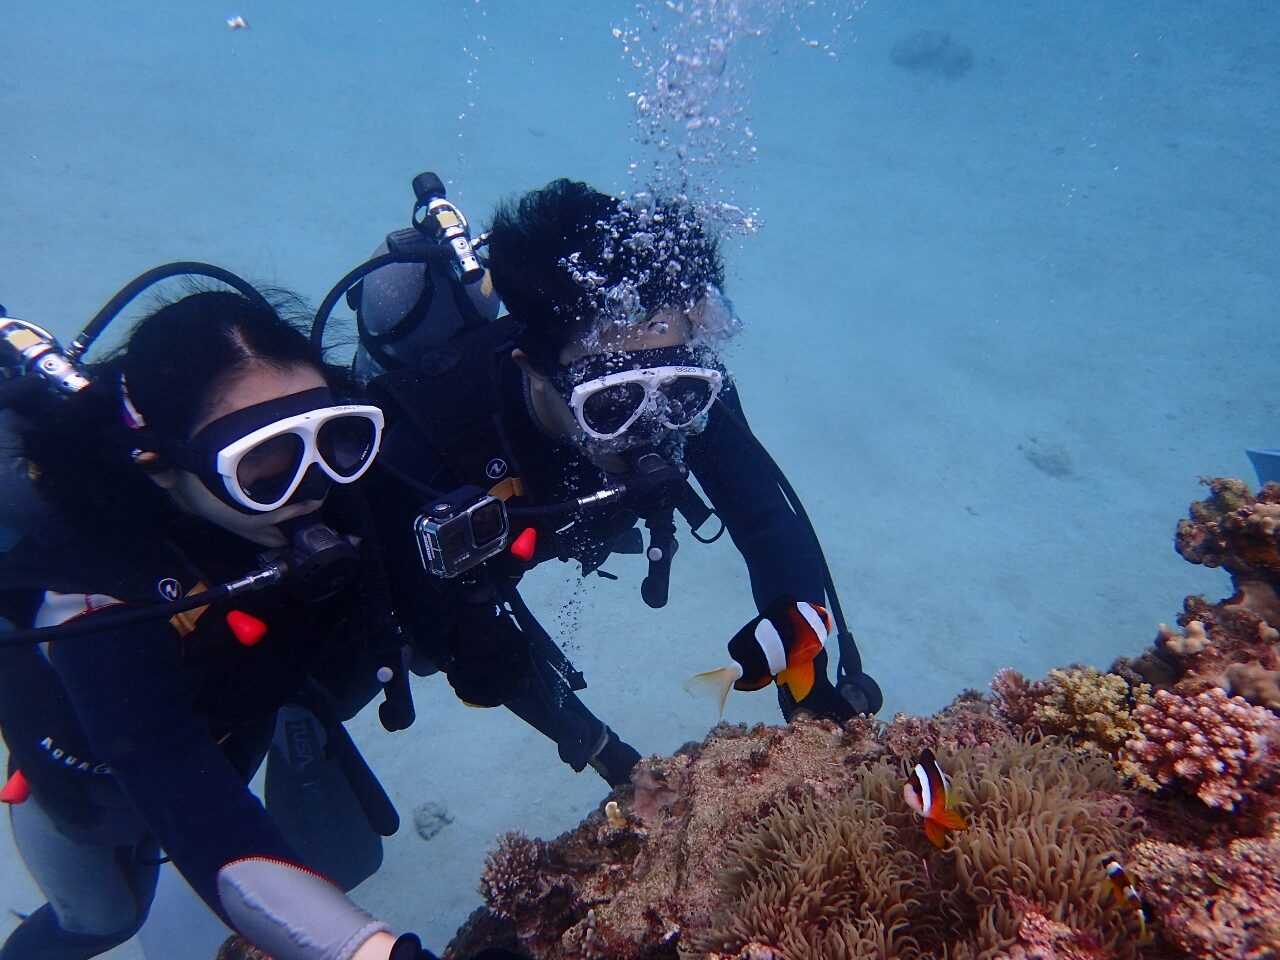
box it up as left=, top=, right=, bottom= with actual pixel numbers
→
left=391, top=934, right=439, bottom=960
left=391, top=933, right=529, bottom=960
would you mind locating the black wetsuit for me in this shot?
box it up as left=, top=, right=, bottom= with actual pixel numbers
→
left=0, top=506, right=388, bottom=959
left=370, top=343, right=853, bottom=745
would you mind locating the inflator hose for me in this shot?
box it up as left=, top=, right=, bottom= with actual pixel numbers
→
left=0, top=584, right=237, bottom=647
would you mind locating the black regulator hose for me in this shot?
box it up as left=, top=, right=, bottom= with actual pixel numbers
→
left=310, top=249, right=451, bottom=352
left=67, top=262, right=273, bottom=362
left=0, top=584, right=241, bottom=647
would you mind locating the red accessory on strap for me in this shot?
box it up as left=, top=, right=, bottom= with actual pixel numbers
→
left=226, top=610, right=268, bottom=647
left=1, top=769, right=30, bottom=804
left=510, top=527, right=537, bottom=562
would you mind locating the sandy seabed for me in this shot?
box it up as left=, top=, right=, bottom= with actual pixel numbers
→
left=1, top=1, right=1276, bottom=956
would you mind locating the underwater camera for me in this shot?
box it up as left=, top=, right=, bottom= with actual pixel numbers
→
left=413, top=485, right=510, bottom=578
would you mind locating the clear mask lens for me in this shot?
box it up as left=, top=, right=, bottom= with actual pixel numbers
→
left=235, top=432, right=305, bottom=505
left=659, top=375, right=715, bottom=427
left=581, top=381, right=646, bottom=437
left=317, top=414, right=378, bottom=478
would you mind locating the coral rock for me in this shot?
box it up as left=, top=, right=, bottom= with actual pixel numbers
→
left=1125, top=688, right=1280, bottom=810
left=1129, top=836, right=1280, bottom=959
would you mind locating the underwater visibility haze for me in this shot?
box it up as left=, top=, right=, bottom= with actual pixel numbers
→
left=1, top=0, right=1278, bottom=957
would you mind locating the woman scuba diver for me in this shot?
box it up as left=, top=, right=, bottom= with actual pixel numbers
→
left=0, top=288, right=471, bottom=960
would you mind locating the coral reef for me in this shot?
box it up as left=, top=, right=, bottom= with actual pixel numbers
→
left=1123, top=688, right=1280, bottom=811
left=1032, top=666, right=1152, bottom=757
left=1128, top=835, right=1280, bottom=958
left=435, top=479, right=1280, bottom=960
left=448, top=731, right=1147, bottom=960
left=1126, top=479, right=1280, bottom=710
left=216, top=480, right=1280, bottom=960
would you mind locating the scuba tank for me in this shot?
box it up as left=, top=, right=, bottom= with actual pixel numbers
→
left=316, top=172, right=501, bottom=383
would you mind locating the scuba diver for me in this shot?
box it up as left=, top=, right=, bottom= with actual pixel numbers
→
left=336, top=176, right=883, bottom=789
left=0, top=284, right=506, bottom=960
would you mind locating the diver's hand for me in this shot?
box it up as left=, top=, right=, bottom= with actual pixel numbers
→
left=386, top=932, right=528, bottom=960
left=386, top=933, right=438, bottom=959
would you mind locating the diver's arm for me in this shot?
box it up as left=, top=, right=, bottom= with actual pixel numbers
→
left=685, top=383, right=826, bottom=608
left=46, top=606, right=393, bottom=960
left=686, top=387, right=861, bottom=720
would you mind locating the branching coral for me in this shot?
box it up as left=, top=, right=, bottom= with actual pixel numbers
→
left=1124, top=688, right=1280, bottom=810
left=1031, top=667, right=1152, bottom=759
left=480, top=830, right=547, bottom=920
left=990, top=668, right=1053, bottom=731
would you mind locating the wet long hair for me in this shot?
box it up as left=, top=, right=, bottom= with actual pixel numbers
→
left=486, top=179, right=724, bottom=371
left=24, top=289, right=343, bottom=527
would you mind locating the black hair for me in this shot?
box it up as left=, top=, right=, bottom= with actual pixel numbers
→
left=24, top=288, right=344, bottom=526
left=485, top=179, right=725, bottom=370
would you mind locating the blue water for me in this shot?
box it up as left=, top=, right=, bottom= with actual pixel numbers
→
left=2, top=1, right=1277, bottom=955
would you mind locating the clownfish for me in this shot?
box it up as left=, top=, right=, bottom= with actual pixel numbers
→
left=684, top=594, right=833, bottom=715
left=902, top=748, right=967, bottom=849
left=1102, top=855, right=1148, bottom=939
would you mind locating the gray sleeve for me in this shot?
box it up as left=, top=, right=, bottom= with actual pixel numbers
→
left=218, top=857, right=392, bottom=960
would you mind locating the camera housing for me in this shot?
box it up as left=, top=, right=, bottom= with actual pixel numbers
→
left=414, top=485, right=510, bottom=578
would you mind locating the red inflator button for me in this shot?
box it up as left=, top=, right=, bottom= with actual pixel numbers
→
left=1, top=769, right=30, bottom=805
left=226, top=610, right=268, bottom=647
left=510, top=527, right=537, bottom=562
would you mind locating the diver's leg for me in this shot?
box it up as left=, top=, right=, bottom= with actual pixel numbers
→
left=503, top=660, right=640, bottom=787
left=2, top=798, right=159, bottom=959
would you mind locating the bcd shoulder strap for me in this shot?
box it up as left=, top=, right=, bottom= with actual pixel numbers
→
left=366, top=317, right=523, bottom=493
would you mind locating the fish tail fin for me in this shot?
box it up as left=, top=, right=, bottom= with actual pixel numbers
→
left=684, top=667, right=739, bottom=716
left=935, top=807, right=967, bottom=832
left=923, top=818, right=949, bottom=849
left=776, top=660, right=816, bottom=702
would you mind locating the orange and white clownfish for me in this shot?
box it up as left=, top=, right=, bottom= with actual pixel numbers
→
left=902, top=748, right=968, bottom=849
left=1102, top=855, right=1149, bottom=939
left=684, top=594, right=833, bottom=715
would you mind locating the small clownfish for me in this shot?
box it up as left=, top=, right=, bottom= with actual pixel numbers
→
left=226, top=15, right=249, bottom=30
left=1102, top=855, right=1149, bottom=940
left=903, top=748, right=967, bottom=849
left=684, top=594, right=833, bottom=715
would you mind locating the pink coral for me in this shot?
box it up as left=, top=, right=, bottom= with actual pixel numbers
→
left=1125, top=688, right=1280, bottom=810
left=990, top=668, right=1052, bottom=731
